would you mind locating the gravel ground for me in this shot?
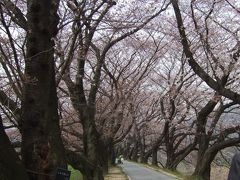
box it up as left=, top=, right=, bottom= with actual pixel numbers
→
left=104, top=166, right=128, bottom=180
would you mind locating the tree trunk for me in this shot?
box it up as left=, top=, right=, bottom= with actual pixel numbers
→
left=132, top=142, right=139, bottom=162
left=193, top=149, right=210, bottom=179
left=107, top=142, right=116, bottom=167
left=81, top=106, right=104, bottom=180
left=123, top=142, right=131, bottom=160
left=151, top=147, right=158, bottom=166
left=100, top=142, right=115, bottom=174
left=191, top=98, right=217, bottom=180
left=0, top=116, right=29, bottom=180
left=193, top=152, right=214, bottom=180
left=193, top=163, right=211, bottom=180
left=193, top=139, right=215, bottom=180
left=192, top=132, right=211, bottom=179
left=165, top=153, right=176, bottom=170
left=139, top=138, right=147, bottom=163
left=165, top=126, right=176, bottom=170
left=101, top=143, right=110, bottom=175
left=110, top=145, right=117, bottom=166
left=140, top=154, right=148, bottom=164
left=21, top=0, right=66, bottom=179
left=167, top=141, right=197, bottom=171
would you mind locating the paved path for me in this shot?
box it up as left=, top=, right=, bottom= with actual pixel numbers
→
left=120, top=161, right=177, bottom=180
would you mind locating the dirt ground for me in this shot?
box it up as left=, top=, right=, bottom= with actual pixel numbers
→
left=104, top=166, right=128, bottom=180
left=211, top=166, right=229, bottom=180
left=177, top=163, right=229, bottom=180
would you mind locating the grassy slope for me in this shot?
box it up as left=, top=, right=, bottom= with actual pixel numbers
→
left=140, top=162, right=230, bottom=180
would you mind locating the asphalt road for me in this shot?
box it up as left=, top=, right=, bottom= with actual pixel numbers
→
left=120, top=161, right=177, bottom=180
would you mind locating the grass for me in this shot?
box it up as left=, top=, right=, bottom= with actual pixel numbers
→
left=138, top=162, right=230, bottom=180
left=68, top=165, right=83, bottom=180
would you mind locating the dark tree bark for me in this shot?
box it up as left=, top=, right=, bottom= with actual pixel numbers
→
left=109, top=143, right=116, bottom=166
left=193, top=152, right=214, bottom=180
left=142, top=123, right=167, bottom=164
left=0, top=115, right=29, bottom=180
left=165, top=124, right=175, bottom=170
left=192, top=138, right=240, bottom=180
left=193, top=98, right=218, bottom=177
left=151, top=147, right=158, bottom=166
left=132, top=141, right=139, bottom=162
left=139, top=136, right=148, bottom=163
left=140, top=154, right=149, bottom=164
left=192, top=100, right=238, bottom=179
left=21, top=0, right=66, bottom=179
left=168, top=140, right=197, bottom=170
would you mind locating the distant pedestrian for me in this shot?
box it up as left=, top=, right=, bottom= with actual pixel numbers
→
left=117, top=158, right=122, bottom=164
left=117, top=155, right=123, bottom=164
left=228, top=153, right=240, bottom=180
left=120, top=155, right=124, bottom=162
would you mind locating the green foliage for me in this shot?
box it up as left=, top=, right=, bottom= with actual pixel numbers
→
left=68, top=165, right=83, bottom=180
